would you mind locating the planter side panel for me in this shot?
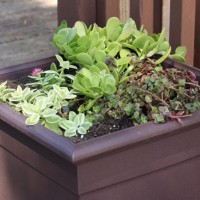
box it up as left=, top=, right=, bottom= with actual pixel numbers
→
left=77, top=124, right=200, bottom=198
left=0, top=148, right=77, bottom=200
left=80, top=156, right=200, bottom=200
left=0, top=120, right=78, bottom=194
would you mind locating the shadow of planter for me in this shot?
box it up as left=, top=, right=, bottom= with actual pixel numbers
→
left=1, top=57, right=200, bottom=200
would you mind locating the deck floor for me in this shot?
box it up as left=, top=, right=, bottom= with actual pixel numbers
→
left=0, top=0, right=57, bottom=68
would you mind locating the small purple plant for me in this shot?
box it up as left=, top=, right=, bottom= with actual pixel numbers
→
left=31, top=68, right=42, bottom=76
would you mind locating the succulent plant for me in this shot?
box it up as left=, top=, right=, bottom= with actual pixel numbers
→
left=59, top=111, right=92, bottom=137
left=1, top=17, right=200, bottom=140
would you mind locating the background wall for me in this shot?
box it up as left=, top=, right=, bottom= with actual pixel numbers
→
left=58, top=0, right=200, bottom=68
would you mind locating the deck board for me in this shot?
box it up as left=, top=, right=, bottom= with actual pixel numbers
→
left=0, top=0, right=57, bottom=68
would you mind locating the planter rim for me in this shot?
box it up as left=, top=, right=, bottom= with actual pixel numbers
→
left=1, top=102, right=200, bottom=164
left=0, top=56, right=55, bottom=75
left=1, top=57, right=200, bottom=164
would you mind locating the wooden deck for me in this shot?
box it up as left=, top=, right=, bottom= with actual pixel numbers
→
left=0, top=0, right=57, bottom=68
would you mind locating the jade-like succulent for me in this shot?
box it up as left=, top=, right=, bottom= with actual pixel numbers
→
left=72, top=68, right=116, bottom=98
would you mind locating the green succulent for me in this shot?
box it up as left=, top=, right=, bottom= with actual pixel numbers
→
left=59, top=111, right=92, bottom=137
left=72, top=68, right=116, bottom=98
left=0, top=81, right=15, bottom=102
left=21, top=96, right=58, bottom=125
left=27, top=54, right=77, bottom=91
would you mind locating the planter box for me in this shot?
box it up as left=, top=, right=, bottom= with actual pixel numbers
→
left=1, top=57, right=200, bottom=200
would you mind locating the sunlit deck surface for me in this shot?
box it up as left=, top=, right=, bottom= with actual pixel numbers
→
left=0, top=0, right=57, bottom=68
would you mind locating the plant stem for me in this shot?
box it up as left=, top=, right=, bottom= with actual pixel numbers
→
left=85, top=98, right=98, bottom=111
left=133, top=86, right=169, bottom=107
left=185, top=82, right=200, bottom=89
left=168, top=85, right=191, bottom=98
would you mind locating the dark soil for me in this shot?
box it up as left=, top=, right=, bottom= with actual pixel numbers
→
left=6, top=76, right=34, bottom=89
left=70, top=116, right=133, bottom=143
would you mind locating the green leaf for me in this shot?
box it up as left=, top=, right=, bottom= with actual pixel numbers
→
left=77, top=36, right=91, bottom=48
left=134, top=111, right=140, bottom=119
left=103, top=84, right=116, bottom=94
left=42, top=109, right=57, bottom=118
left=64, top=128, right=77, bottom=137
left=122, top=43, right=138, bottom=54
left=35, top=97, right=47, bottom=110
left=22, top=103, right=39, bottom=115
left=89, top=32, right=100, bottom=50
left=108, top=46, right=120, bottom=57
left=63, top=44, right=74, bottom=56
left=56, top=20, right=67, bottom=33
left=155, top=47, right=171, bottom=64
left=94, top=50, right=106, bottom=63
left=106, top=17, right=121, bottom=41
left=69, top=111, right=77, bottom=121
left=158, top=41, right=170, bottom=51
left=102, top=74, right=116, bottom=85
left=178, top=79, right=186, bottom=87
left=75, top=21, right=86, bottom=37
left=106, top=42, right=121, bottom=57
left=162, top=77, right=168, bottom=84
left=118, top=18, right=135, bottom=41
left=132, top=35, right=149, bottom=49
left=45, top=115, right=61, bottom=124
left=72, top=78, right=86, bottom=91
left=81, top=77, right=91, bottom=89
left=89, top=87, right=103, bottom=97
left=59, top=120, right=75, bottom=129
left=68, top=27, right=77, bottom=43
left=139, top=40, right=150, bottom=58
left=89, top=86, right=101, bottom=95
left=120, top=49, right=131, bottom=58
left=56, top=54, right=64, bottom=65
left=155, top=114, right=165, bottom=123
left=78, top=127, right=87, bottom=135
left=169, top=54, right=185, bottom=63
left=89, top=65, right=101, bottom=73
left=96, top=62, right=110, bottom=74
left=45, top=122, right=62, bottom=135
left=175, top=46, right=186, bottom=58
left=157, top=28, right=166, bottom=45
left=76, top=53, right=93, bottom=66
left=81, top=122, right=92, bottom=130
left=50, top=63, right=58, bottom=71
left=74, top=113, right=85, bottom=126
left=179, top=87, right=185, bottom=94
left=145, top=95, right=152, bottom=103
left=53, top=34, right=66, bottom=45
left=90, top=74, right=100, bottom=87
left=25, top=113, right=40, bottom=125
left=111, top=68, right=119, bottom=83
left=117, top=56, right=131, bottom=66
left=74, top=46, right=87, bottom=54
left=155, top=66, right=163, bottom=72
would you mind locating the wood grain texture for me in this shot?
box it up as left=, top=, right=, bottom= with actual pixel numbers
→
left=119, top=0, right=130, bottom=22
left=194, top=0, right=200, bottom=67
left=181, top=0, right=196, bottom=65
left=130, top=0, right=162, bottom=33
left=96, top=0, right=120, bottom=27
left=0, top=0, right=57, bottom=69
left=58, top=0, right=96, bottom=26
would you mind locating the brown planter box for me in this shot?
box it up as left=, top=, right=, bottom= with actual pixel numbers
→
left=1, top=57, right=200, bottom=200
